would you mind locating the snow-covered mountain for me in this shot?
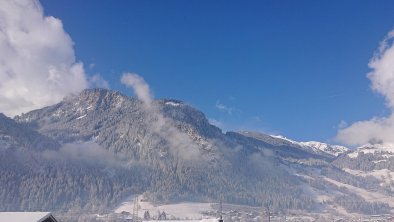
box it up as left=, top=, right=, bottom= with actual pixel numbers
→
left=269, top=134, right=349, bottom=157
left=1, top=88, right=394, bottom=219
left=299, top=141, right=348, bottom=157
left=345, top=143, right=394, bottom=159
left=334, top=143, right=394, bottom=172
left=241, top=132, right=348, bottom=157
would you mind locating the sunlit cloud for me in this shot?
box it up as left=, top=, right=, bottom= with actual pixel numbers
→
left=336, top=29, right=394, bottom=146
left=121, top=72, right=201, bottom=160
left=0, top=0, right=90, bottom=116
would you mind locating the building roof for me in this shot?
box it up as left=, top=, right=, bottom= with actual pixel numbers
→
left=0, top=212, right=56, bottom=222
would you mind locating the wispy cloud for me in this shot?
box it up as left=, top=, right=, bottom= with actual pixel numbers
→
left=89, top=74, right=110, bottom=89
left=121, top=73, right=201, bottom=160
left=215, top=100, right=241, bottom=115
left=215, top=101, right=232, bottom=114
left=42, top=141, right=125, bottom=167
left=89, top=63, right=96, bottom=70
left=337, top=120, right=348, bottom=129
left=336, top=29, right=394, bottom=146
left=121, top=73, right=153, bottom=108
left=208, top=118, right=224, bottom=129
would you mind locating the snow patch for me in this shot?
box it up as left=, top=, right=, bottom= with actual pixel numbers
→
left=115, top=96, right=124, bottom=108
left=165, top=101, right=181, bottom=107
left=270, top=135, right=297, bottom=143
left=76, top=114, right=87, bottom=120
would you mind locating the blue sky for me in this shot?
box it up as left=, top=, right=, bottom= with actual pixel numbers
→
left=39, top=0, right=394, bottom=143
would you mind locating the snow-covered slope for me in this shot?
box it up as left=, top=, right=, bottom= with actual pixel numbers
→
left=299, top=141, right=348, bottom=157
left=247, top=133, right=349, bottom=157
left=346, top=143, right=394, bottom=158
left=115, top=195, right=215, bottom=220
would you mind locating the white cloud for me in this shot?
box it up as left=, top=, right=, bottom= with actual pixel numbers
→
left=336, top=29, right=394, bottom=146
left=208, top=118, right=224, bottom=128
left=42, top=141, right=125, bottom=167
left=121, top=73, right=201, bottom=160
left=337, top=116, right=394, bottom=145
left=121, top=73, right=153, bottom=108
left=368, top=30, right=394, bottom=108
left=89, top=74, right=109, bottom=89
left=215, top=101, right=230, bottom=113
left=89, top=63, right=95, bottom=70
left=337, top=120, right=348, bottom=129
left=215, top=100, right=240, bottom=115
left=0, top=0, right=88, bottom=117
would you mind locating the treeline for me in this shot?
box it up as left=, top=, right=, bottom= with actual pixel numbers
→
left=0, top=149, right=147, bottom=212
left=333, top=194, right=390, bottom=215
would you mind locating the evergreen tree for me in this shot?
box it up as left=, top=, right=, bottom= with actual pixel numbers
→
left=143, top=210, right=150, bottom=220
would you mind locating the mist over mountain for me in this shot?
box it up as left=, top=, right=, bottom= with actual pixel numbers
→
left=1, top=88, right=394, bottom=218
left=0, top=113, right=59, bottom=151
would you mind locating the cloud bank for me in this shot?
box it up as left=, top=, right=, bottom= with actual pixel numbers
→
left=0, top=0, right=88, bottom=117
left=336, top=30, right=394, bottom=146
left=121, top=72, right=201, bottom=160
left=42, top=141, right=125, bottom=167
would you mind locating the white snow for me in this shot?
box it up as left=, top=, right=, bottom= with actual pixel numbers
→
left=342, top=168, right=366, bottom=176
left=76, top=114, right=87, bottom=120
left=270, top=135, right=298, bottom=143
left=115, top=96, right=124, bottom=108
left=373, top=159, right=388, bottom=163
left=299, top=141, right=348, bottom=156
left=343, top=168, right=394, bottom=186
left=52, top=109, right=63, bottom=117
left=323, top=177, right=394, bottom=208
left=144, top=220, right=217, bottom=222
left=270, top=135, right=348, bottom=156
left=347, top=143, right=394, bottom=158
left=165, top=101, right=181, bottom=106
left=115, top=195, right=215, bottom=220
left=0, top=212, right=53, bottom=222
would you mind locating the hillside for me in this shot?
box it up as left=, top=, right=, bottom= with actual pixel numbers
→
left=0, top=88, right=392, bottom=219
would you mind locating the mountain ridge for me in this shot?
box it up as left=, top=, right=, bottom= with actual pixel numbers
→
left=2, top=88, right=394, bottom=218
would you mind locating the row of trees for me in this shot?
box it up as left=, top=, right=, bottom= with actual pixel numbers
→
left=143, top=210, right=167, bottom=220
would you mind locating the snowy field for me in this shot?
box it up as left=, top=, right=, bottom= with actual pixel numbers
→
left=323, top=176, right=394, bottom=209
left=343, top=168, right=394, bottom=186
left=115, top=195, right=216, bottom=220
